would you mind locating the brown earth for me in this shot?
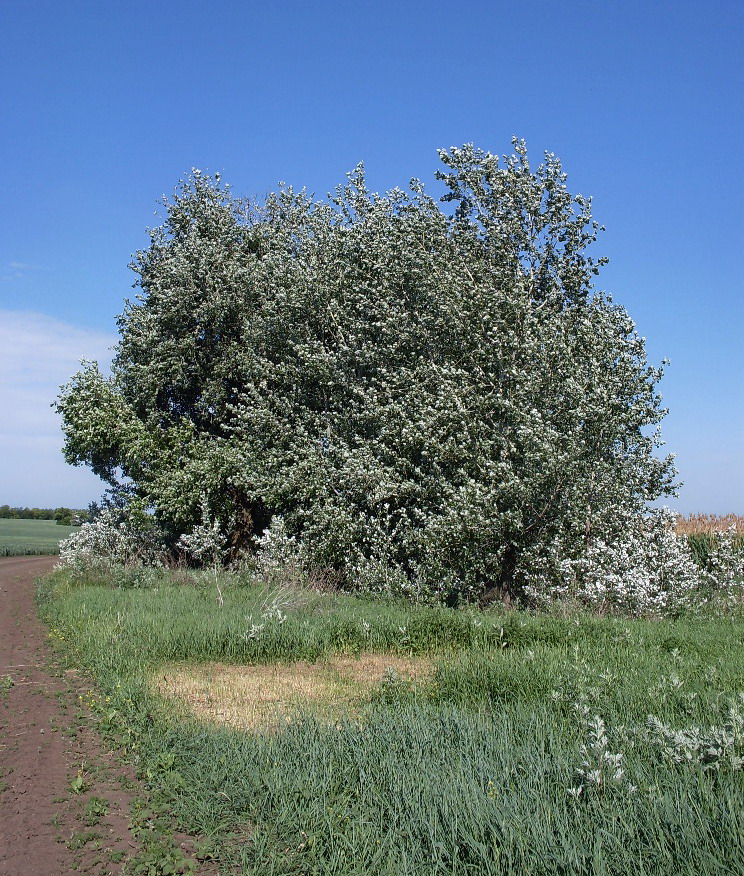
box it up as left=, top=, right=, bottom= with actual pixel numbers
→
left=0, top=556, right=137, bottom=876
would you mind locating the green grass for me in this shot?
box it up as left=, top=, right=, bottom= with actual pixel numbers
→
left=37, top=567, right=744, bottom=875
left=0, top=518, right=79, bottom=555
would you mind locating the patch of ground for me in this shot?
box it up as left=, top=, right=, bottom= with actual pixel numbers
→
left=154, top=653, right=434, bottom=731
left=0, top=557, right=137, bottom=876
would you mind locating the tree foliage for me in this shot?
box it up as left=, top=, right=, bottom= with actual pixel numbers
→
left=57, top=140, right=676, bottom=602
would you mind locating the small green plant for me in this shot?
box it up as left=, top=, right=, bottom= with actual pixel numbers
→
left=568, top=706, right=635, bottom=799
left=129, top=798, right=199, bottom=875
left=83, top=795, right=110, bottom=826
left=69, top=769, right=88, bottom=795
left=66, top=829, right=102, bottom=850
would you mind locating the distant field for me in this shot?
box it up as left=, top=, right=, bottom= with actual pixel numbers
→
left=0, top=518, right=79, bottom=556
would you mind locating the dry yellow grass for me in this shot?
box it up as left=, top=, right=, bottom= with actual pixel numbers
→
left=152, top=653, right=434, bottom=731
left=674, top=513, right=744, bottom=536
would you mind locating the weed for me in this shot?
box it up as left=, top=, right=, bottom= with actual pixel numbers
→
left=66, top=829, right=102, bottom=851
left=646, top=695, right=744, bottom=771
left=128, top=798, right=198, bottom=875
left=84, top=795, right=110, bottom=826
left=0, top=675, right=14, bottom=697
left=70, top=769, right=89, bottom=795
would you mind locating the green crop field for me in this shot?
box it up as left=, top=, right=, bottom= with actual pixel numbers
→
left=0, top=518, right=79, bottom=555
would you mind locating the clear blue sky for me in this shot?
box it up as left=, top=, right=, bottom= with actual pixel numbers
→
left=1, top=0, right=742, bottom=512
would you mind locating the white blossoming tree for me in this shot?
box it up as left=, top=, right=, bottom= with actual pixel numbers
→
left=56, top=141, right=677, bottom=603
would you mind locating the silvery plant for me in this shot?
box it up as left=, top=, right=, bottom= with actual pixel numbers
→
left=57, top=140, right=688, bottom=606
left=523, top=507, right=700, bottom=615
left=58, top=507, right=165, bottom=571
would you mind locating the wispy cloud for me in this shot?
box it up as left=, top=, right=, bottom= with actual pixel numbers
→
left=0, top=310, right=117, bottom=506
left=0, top=261, right=40, bottom=282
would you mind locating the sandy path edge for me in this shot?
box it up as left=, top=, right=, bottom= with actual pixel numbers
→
left=0, top=556, right=134, bottom=875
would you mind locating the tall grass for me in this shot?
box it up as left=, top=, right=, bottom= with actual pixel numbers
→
left=675, top=513, right=744, bottom=535
left=37, top=568, right=744, bottom=875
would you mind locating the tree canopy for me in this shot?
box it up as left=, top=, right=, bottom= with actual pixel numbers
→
left=57, top=140, right=676, bottom=603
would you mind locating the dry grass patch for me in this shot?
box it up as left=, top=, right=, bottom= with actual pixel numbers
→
left=152, top=653, right=433, bottom=731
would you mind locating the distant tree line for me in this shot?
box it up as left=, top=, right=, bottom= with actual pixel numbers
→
left=0, top=506, right=88, bottom=526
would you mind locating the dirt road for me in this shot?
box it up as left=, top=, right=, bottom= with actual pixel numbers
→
left=0, top=556, right=133, bottom=875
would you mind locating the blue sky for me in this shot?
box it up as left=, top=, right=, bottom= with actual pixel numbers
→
left=1, top=0, right=742, bottom=512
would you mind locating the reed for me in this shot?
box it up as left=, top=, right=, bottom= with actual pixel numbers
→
left=674, top=513, right=744, bottom=535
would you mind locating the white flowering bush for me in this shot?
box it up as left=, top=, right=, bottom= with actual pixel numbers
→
left=524, top=508, right=744, bottom=616
left=58, top=507, right=166, bottom=572
left=56, top=141, right=681, bottom=606
left=253, top=515, right=300, bottom=578
left=576, top=508, right=700, bottom=615
left=700, top=525, right=744, bottom=602
left=523, top=508, right=699, bottom=615
left=177, top=500, right=229, bottom=567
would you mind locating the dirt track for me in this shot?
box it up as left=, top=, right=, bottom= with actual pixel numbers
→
left=0, top=556, right=134, bottom=875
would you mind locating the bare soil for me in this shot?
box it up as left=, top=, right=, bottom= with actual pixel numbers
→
left=0, top=556, right=136, bottom=875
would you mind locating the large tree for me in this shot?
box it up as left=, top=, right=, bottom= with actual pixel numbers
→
left=57, top=141, right=676, bottom=601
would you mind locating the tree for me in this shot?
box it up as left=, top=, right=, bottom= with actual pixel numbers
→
left=57, top=141, right=676, bottom=602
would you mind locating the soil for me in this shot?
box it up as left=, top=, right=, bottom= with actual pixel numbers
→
left=0, top=556, right=137, bottom=876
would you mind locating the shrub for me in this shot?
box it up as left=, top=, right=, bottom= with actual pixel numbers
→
left=58, top=507, right=166, bottom=573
